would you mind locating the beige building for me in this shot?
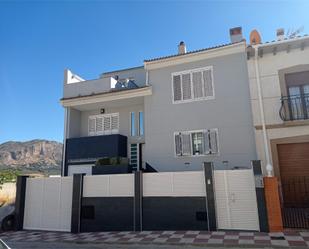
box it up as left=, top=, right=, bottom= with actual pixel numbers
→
left=247, top=29, right=309, bottom=228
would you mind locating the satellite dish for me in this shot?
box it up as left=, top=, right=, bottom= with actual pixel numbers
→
left=249, top=29, right=262, bottom=45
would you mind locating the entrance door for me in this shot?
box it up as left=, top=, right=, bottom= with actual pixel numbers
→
left=278, top=142, right=309, bottom=228
left=214, top=169, right=259, bottom=231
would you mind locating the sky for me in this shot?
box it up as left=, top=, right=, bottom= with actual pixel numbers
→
left=0, top=0, right=308, bottom=144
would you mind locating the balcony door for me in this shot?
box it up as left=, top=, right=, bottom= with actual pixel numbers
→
left=288, top=84, right=309, bottom=120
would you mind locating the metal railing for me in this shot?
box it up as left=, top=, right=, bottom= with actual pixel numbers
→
left=279, top=93, right=309, bottom=121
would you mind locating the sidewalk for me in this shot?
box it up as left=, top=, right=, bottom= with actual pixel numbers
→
left=1, top=230, right=309, bottom=247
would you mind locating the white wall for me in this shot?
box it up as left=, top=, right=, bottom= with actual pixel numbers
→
left=143, top=171, right=206, bottom=197
left=83, top=174, right=134, bottom=197
left=247, top=45, right=309, bottom=126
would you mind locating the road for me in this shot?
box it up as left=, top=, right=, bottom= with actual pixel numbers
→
left=5, top=241, right=278, bottom=249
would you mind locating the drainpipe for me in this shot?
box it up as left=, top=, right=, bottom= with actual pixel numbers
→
left=254, top=46, right=273, bottom=177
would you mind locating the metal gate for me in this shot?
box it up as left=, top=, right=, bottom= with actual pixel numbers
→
left=281, top=176, right=309, bottom=229
left=214, top=168, right=260, bottom=231
left=23, top=176, right=73, bottom=232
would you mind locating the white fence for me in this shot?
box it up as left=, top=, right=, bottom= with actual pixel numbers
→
left=143, top=171, right=206, bottom=197
left=23, top=176, right=73, bottom=232
left=21, top=168, right=260, bottom=232
left=83, top=174, right=134, bottom=197
left=214, top=169, right=259, bottom=231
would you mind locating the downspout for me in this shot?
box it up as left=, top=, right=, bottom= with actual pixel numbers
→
left=254, top=46, right=273, bottom=177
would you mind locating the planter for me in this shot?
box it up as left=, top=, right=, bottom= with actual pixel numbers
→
left=92, top=165, right=132, bottom=175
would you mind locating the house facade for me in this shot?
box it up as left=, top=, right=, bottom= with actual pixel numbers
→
left=60, top=27, right=257, bottom=176
left=247, top=29, right=309, bottom=228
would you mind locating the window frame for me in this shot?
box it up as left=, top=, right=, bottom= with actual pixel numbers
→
left=130, top=112, right=136, bottom=136
left=171, top=66, right=215, bottom=104
left=173, top=128, right=219, bottom=157
left=88, top=113, right=119, bottom=136
left=138, top=111, right=144, bottom=136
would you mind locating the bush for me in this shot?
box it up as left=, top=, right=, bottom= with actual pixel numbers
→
left=95, top=157, right=128, bottom=166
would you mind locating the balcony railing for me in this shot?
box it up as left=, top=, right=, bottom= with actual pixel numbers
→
left=279, top=93, right=309, bottom=121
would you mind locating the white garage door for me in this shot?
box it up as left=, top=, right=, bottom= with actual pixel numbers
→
left=214, top=169, right=259, bottom=231
left=23, top=176, right=73, bottom=232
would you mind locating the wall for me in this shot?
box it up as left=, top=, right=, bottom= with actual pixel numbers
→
left=63, top=78, right=111, bottom=99
left=80, top=104, right=144, bottom=142
left=68, top=108, right=81, bottom=138
left=247, top=45, right=309, bottom=126
left=144, top=52, right=257, bottom=171
left=247, top=42, right=309, bottom=173
left=81, top=174, right=134, bottom=231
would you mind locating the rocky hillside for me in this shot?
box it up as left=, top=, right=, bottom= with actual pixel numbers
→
left=0, top=140, right=62, bottom=174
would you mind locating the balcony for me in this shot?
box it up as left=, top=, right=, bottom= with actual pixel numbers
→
left=65, top=134, right=127, bottom=165
left=279, top=94, right=309, bottom=121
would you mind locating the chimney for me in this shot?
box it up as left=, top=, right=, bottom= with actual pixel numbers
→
left=178, top=41, right=186, bottom=54
left=276, top=28, right=285, bottom=41
left=229, top=27, right=243, bottom=43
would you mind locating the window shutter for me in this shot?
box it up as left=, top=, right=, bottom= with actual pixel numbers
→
left=182, top=73, right=192, bottom=100
left=192, top=71, right=203, bottom=99
left=95, top=116, right=103, bottom=134
left=103, top=115, right=111, bottom=134
left=203, top=69, right=213, bottom=97
left=181, top=133, right=191, bottom=156
left=209, top=129, right=218, bottom=154
left=175, top=133, right=182, bottom=156
left=203, top=131, right=211, bottom=155
left=173, top=75, right=182, bottom=101
left=111, top=114, right=119, bottom=133
left=88, top=117, right=96, bottom=135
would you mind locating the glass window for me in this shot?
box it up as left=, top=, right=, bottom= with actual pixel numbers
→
left=139, top=111, right=144, bottom=136
left=191, top=132, right=203, bottom=155
left=130, top=112, right=135, bottom=136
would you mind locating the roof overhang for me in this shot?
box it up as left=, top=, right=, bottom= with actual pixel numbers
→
left=144, top=42, right=246, bottom=70
left=60, top=86, right=152, bottom=108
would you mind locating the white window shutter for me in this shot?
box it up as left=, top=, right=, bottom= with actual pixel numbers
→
left=103, top=115, right=111, bottom=134
left=192, top=71, right=203, bottom=99
left=203, top=131, right=211, bottom=155
left=181, top=133, right=191, bottom=156
left=88, top=117, right=96, bottom=136
left=209, top=129, right=218, bottom=154
left=173, top=75, right=182, bottom=101
left=203, top=69, right=214, bottom=97
left=175, top=133, right=182, bottom=156
left=111, top=114, right=119, bottom=133
left=182, top=73, right=192, bottom=100
left=95, top=116, right=103, bottom=134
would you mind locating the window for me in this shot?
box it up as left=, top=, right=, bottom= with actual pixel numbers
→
left=131, top=112, right=136, bottom=136
left=88, top=113, right=119, bottom=136
left=174, top=129, right=218, bottom=157
left=172, top=66, right=214, bottom=103
left=138, top=111, right=144, bottom=136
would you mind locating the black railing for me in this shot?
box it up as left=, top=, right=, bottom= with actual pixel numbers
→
left=279, top=93, right=309, bottom=121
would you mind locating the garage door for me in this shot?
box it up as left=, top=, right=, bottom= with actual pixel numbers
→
left=277, top=142, right=309, bottom=229
left=278, top=142, right=309, bottom=181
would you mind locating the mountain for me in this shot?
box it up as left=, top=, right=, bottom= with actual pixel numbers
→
left=0, top=140, right=62, bottom=174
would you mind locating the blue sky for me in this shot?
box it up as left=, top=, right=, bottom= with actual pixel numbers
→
left=0, top=0, right=308, bottom=143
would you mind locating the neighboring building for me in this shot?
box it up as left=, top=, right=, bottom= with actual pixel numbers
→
left=247, top=29, right=309, bottom=229
left=60, top=27, right=257, bottom=176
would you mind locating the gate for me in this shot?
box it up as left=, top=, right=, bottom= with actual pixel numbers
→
left=214, top=168, right=259, bottom=231
left=23, top=176, right=73, bottom=232
left=281, top=176, right=309, bottom=229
